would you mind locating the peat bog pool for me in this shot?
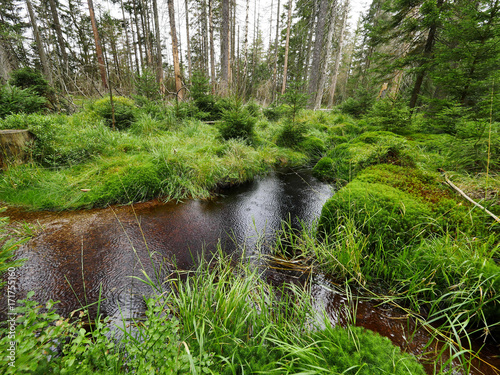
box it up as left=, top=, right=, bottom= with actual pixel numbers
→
left=1, top=168, right=499, bottom=374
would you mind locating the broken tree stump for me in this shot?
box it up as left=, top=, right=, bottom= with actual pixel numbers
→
left=0, top=129, right=34, bottom=170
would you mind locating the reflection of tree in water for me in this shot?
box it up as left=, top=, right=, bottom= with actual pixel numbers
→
left=0, top=169, right=332, bottom=323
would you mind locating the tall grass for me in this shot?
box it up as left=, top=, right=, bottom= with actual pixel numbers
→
left=0, top=108, right=319, bottom=210
left=0, top=250, right=426, bottom=374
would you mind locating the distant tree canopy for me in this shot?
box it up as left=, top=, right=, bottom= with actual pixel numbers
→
left=0, top=0, right=496, bottom=119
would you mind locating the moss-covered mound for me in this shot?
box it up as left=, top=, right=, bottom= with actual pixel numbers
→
left=318, top=164, right=491, bottom=249
left=313, top=131, right=416, bottom=184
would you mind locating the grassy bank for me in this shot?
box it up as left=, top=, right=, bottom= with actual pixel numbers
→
left=0, top=254, right=426, bottom=374
left=0, top=100, right=348, bottom=210
left=280, top=107, right=500, bottom=362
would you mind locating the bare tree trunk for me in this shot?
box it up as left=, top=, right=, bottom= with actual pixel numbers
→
left=220, top=0, right=230, bottom=96
left=133, top=0, right=144, bottom=69
left=209, top=0, right=216, bottom=92
left=313, top=0, right=338, bottom=109
left=281, top=0, right=293, bottom=94
left=230, top=0, right=236, bottom=86
left=26, top=0, right=52, bottom=84
left=241, top=0, right=250, bottom=96
left=328, top=0, right=349, bottom=107
left=201, top=0, right=208, bottom=73
left=87, top=0, right=107, bottom=88
left=47, top=0, right=68, bottom=72
left=0, top=42, right=11, bottom=82
left=152, top=0, right=164, bottom=92
left=271, top=0, right=280, bottom=100
left=120, top=0, right=135, bottom=76
left=139, top=0, right=152, bottom=67
left=308, top=0, right=328, bottom=107
left=167, top=0, right=183, bottom=99
left=185, top=0, right=192, bottom=80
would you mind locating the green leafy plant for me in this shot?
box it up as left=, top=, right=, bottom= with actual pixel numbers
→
left=91, top=96, right=136, bottom=130
left=263, top=103, right=286, bottom=121
left=135, top=68, right=162, bottom=100
left=281, top=81, right=309, bottom=123
left=8, top=67, right=53, bottom=99
left=366, top=98, right=411, bottom=134
left=217, top=100, right=256, bottom=141
left=0, top=85, right=47, bottom=118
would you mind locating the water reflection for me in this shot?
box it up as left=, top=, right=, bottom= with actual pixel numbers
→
left=0, top=168, right=333, bottom=320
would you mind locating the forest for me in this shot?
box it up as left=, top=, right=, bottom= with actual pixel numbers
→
left=0, top=0, right=499, bottom=373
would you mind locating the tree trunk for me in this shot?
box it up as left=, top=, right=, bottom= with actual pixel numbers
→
left=409, top=0, right=445, bottom=110
left=47, top=0, right=68, bottom=72
left=185, top=0, right=192, bottom=80
left=209, top=0, right=216, bottom=92
left=26, top=0, right=52, bottom=84
left=328, top=0, right=349, bottom=107
left=241, top=0, right=250, bottom=96
left=133, top=0, right=144, bottom=69
left=281, top=0, right=293, bottom=94
left=141, top=0, right=153, bottom=67
left=0, top=130, right=34, bottom=170
left=152, top=0, right=164, bottom=92
left=313, top=0, right=338, bottom=109
left=271, top=0, right=280, bottom=100
left=308, top=0, right=329, bottom=107
left=87, top=0, right=108, bottom=89
left=167, top=0, right=183, bottom=99
left=220, top=0, right=230, bottom=96
left=120, top=0, right=136, bottom=79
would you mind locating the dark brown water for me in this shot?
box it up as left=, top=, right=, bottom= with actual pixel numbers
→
left=0, top=168, right=332, bottom=322
left=1, top=168, right=499, bottom=374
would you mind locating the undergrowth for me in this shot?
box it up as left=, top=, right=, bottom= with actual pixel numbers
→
left=0, top=254, right=426, bottom=374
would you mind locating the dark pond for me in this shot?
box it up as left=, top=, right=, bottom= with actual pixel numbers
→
left=1, top=168, right=499, bottom=374
left=0, top=168, right=332, bottom=322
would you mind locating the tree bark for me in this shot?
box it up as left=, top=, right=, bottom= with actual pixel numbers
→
left=141, top=0, right=153, bottom=67
left=26, top=0, right=52, bottom=84
left=328, top=0, right=349, bottom=107
left=271, top=0, right=280, bottom=100
left=47, top=0, right=68, bottom=72
left=220, top=0, right=230, bottom=96
left=185, top=0, right=192, bottom=80
left=281, top=0, right=293, bottom=94
left=409, top=0, right=445, bottom=110
left=152, top=0, right=164, bottom=92
left=209, top=0, right=216, bottom=92
left=120, top=0, right=136, bottom=78
left=0, top=130, right=34, bottom=170
left=167, top=0, right=183, bottom=99
left=241, top=0, right=250, bottom=96
left=313, top=0, right=338, bottom=109
left=87, top=0, right=108, bottom=88
left=133, top=0, right=144, bottom=69
left=308, top=0, right=329, bottom=107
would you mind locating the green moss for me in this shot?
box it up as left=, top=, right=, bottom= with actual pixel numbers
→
left=298, top=136, right=325, bottom=158
left=297, top=326, right=425, bottom=375
left=318, top=164, right=494, bottom=249
left=312, top=157, right=336, bottom=181
left=318, top=177, right=432, bottom=248
left=313, top=131, right=417, bottom=184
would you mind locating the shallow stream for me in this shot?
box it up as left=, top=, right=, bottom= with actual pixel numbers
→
left=1, top=168, right=498, bottom=374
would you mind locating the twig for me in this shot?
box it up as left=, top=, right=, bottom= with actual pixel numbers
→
left=441, top=170, right=500, bottom=224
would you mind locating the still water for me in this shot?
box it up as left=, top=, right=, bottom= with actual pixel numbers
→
left=1, top=168, right=499, bottom=374
left=1, top=168, right=332, bottom=320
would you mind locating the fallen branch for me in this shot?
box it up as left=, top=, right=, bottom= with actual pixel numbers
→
left=440, top=170, right=500, bottom=224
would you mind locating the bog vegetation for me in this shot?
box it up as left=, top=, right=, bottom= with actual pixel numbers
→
left=0, top=32, right=499, bottom=373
